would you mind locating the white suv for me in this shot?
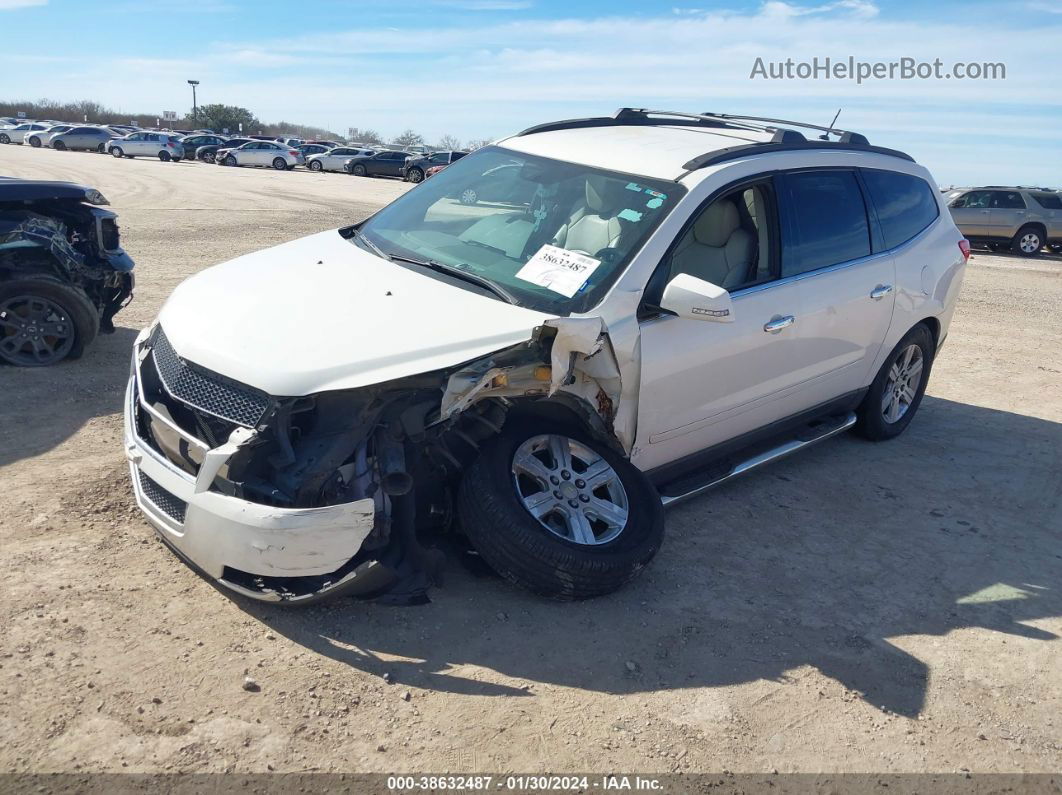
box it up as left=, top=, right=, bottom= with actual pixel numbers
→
left=123, top=109, right=968, bottom=604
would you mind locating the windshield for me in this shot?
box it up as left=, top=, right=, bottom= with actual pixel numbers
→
left=356, top=146, right=683, bottom=313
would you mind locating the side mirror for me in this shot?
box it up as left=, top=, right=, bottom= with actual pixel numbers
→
left=659, top=273, right=734, bottom=322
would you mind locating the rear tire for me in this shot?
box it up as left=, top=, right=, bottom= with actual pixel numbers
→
left=0, top=275, right=99, bottom=367
left=158, top=151, right=171, bottom=162
left=855, top=324, right=934, bottom=441
left=457, top=419, right=664, bottom=599
left=0, top=134, right=10, bottom=144
left=201, top=150, right=216, bottom=163
left=272, top=157, right=287, bottom=170
left=1012, top=226, right=1044, bottom=257
left=407, top=167, right=424, bottom=183
left=96, top=143, right=106, bottom=153
left=351, top=163, right=367, bottom=177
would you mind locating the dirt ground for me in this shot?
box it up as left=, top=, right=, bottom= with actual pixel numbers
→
left=1, top=143, right=1059, bottom=777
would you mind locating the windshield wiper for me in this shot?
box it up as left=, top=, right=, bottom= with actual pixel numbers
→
left=347, top=227, right=389, bottom=260
left=387, top=254, right=520, bottom=306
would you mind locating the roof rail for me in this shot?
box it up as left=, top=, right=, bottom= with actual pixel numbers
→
left=515, top=107, right=913, bottom=173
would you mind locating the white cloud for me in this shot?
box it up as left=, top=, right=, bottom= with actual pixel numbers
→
left=10, top=0, right=1060, bottom=184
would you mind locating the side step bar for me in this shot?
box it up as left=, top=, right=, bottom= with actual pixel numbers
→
left=659, top=412, right=857, bottom=508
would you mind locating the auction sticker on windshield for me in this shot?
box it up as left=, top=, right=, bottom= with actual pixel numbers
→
left=515, top=244, right=601, bottom=297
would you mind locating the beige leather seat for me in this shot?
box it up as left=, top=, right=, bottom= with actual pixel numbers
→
left=670, top=199, right=754, bottom=289
left=553, top=176, right=626, bottom=256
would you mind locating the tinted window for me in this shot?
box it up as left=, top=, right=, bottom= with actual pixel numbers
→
left=991, top=191, right=1025, bottom=209
left=1030, top=192, right=1062, bottom=210
left=452, top=151, right=467, bottom=162
left=952, top=190, right=991, bottom=209
left=862, top=170, right=940, bottom=249
left=781, top=170, right=871, bottom=276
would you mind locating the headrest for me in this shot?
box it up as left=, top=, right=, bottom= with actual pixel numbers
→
left=692, top=200, right=741, bottom=247
left=585, top=175, right=626, bottom=215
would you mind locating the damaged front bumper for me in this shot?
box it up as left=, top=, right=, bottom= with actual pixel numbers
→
left=122, top=342, right=393, bottom=603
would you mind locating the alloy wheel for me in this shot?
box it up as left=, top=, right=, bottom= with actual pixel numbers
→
left=882, top=343, right=924, bottom=424
left=1020, top=232, right=1042, bottom=254
left=0, top=294, right=76, bottom=366
left=511, top=434, right=629, bottom=546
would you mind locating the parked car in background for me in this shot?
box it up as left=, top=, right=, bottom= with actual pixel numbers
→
left=217, top=140, right=302, bottom=170
left=307, top=139, right=343, bottom=149
left=177, top=134, right=228, bottom=161
left=296, top=143, right=332, bottom=160
left=122, top=108, right=966, bottom=604
left=26, top=124, right=74, bottom=147
left=108, top=131, right=185, bottom=161
left=196, top=137, right=254, bottom=163
left=947, top=186, right=1061, bottom=256
left=0, top=179, right=134, bottom=366
left=0, top=122, right=50, bottom=145
left=306, top=146, right=375, bottom=172
left=277, top=137, right=305, bottom=147
left=344, top=150, right=412, bottom=178
left=404, top=150, right=468, bottom=183
left=50, top=126, right=119, bottom=153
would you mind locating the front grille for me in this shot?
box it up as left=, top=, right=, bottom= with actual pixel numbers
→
left=152, top=328, right=269, bottom=428
left=137, top=470, right=187, bottom=523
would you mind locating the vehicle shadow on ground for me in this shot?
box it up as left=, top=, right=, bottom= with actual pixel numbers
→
left=245, top=396, right=1062, bottom=717
left=0, top=326, right=138, bottom=468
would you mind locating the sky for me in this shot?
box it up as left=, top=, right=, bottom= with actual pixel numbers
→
left=1, top=0, right=1060, bottom=186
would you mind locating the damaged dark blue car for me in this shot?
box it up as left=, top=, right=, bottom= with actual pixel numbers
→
left=0, top=179, right=134, bottom=366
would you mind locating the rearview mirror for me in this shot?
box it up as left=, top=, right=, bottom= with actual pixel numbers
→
left=659, top=273, right=734, bottom=322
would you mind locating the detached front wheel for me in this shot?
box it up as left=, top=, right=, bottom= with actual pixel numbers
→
left=458, top=421, right=663, bottom=599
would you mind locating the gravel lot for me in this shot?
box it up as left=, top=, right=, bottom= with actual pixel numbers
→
left=1, top=144, right=1059, bottom=776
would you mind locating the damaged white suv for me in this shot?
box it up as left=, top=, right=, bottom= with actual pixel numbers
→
left=124, top=109, right=968, bottom=604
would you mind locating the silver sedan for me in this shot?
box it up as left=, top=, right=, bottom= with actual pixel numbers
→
left=306, top=146, right=375, bottom=172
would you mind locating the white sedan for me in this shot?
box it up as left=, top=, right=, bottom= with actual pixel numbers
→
left=217, top=140, right=303, bottom=170
left=0, top=122, right=50, bottom=145
left=305, top=146, right=376, bottom=172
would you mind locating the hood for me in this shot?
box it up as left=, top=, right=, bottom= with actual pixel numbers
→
left=157, top=229, right=555, bottom=396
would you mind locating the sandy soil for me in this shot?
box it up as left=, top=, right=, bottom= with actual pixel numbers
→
left=0, top=143, right=1059, bottom=776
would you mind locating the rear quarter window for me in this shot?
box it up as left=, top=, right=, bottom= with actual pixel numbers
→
left=862, top=170, right=940, bottom=250
left=1030, top=192, right=1062, bottom=210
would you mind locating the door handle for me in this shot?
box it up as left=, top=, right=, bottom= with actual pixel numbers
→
left=763, top=315, right=795, bottom=333
left=870, top=284, right=893, bottom=300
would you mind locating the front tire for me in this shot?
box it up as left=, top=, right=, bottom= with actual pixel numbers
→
left=96, top=142, right=106, bottom=153
left=110, top=147, right=124, bottom=158
left=308, top=160, right=323, bottom=171
left=0, top=275, right=99, bottom=367
left=457, top=420, right=664, bottom=599
left=1013, top=226, right=1044, bottom=257
left=28, top=136, right=41, bottom=148
left=201, top=150, right=216, bottom=163
left=223, top=155, right=237, bottom=167
left=0, top=134, right=10, bottom=144
left=855, top=324, right=934, bottom=441
left=52, top=140, right=66, bottom=151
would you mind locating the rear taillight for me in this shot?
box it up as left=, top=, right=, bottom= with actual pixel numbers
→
left=958, top=239, right=971, bottom=261
left=289, top=150, right=298, bottom=157
left=166, top=142, right=174, bottom=148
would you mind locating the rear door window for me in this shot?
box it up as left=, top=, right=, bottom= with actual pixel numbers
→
left=861, top=169, right=940, bottom=249
left=991, top=191, right=1026, bottom=209
left=779, top=170, right=872, bottom=277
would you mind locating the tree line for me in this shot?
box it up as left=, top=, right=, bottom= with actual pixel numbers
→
left=1, top=98, right=491, bottom=150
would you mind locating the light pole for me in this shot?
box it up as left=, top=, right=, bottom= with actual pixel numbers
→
left=187, top=80, right=199, bottom=126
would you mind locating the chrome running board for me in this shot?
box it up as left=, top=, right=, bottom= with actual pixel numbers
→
left=659, top=411, right=857, bottom=508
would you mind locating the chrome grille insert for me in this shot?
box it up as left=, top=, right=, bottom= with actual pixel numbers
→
left=137, top=470, right=187, bottom=523
left=151, top=328, right=268, bottom=428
